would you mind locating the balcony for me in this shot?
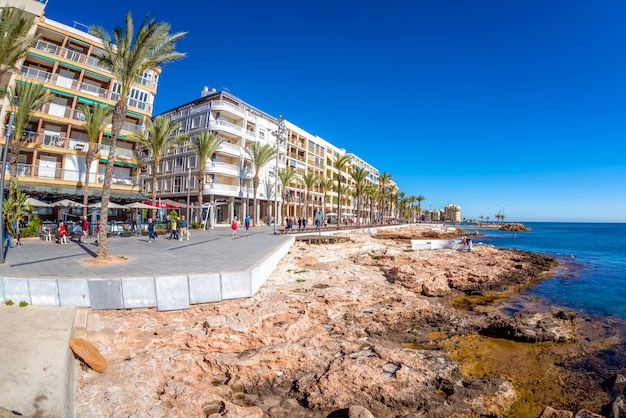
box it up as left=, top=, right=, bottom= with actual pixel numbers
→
left=32, top=40, right=112, bottom=73
left=208, top=119, right=243, bottom=136
left=204, top=161, right=241, bottom=177
left=210, top=100, right=245, bottom=118
left=218, top=141, right=244, bottom=157
left=12, top=163, right=138, bottom=187
left=204, top=182, right=253, bottom=197
left=20, top=65, right=153, bottom=113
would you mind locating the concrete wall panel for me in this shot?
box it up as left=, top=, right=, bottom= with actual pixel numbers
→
left=88, top=280, right=124, bottom=309
left=220, top=271, right=251, bottom=300
left=29, top=279, right=60, bottom=306
left=3, top=278, right=31, bottom=305
left=57, top=279, right=90, bottom=307
left=188, top=273, right=221, bottom=304
left=155, top=276, right=190, bottom=311
left=122, top=277, right=156, bottom=308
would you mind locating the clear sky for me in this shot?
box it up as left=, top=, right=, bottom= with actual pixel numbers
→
left=43, top=0, right=626, bottom=223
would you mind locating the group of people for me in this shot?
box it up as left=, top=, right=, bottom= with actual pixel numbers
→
left=167, top=215, right=189, bottom=241
left=230, top=215, right=251, bottom=237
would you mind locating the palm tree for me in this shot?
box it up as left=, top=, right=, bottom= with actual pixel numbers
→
left=77, top=103, right=112, bottom=217
left=377, top=171, right=393, bottom=224
left=131, top=116, right=187, bottom=219
left=7, top=82, right=54, bottom=185
left=333, top=154, right=351, bottom=227
left=300, top=172, right=318, bottom=222
left=278, top=167, right=298, bottom=223
left=350, top=166, right=369, bottom=226
left=89, top=12, right=186, bottom=258
left=364, top=184, right=378, bottom=224
left=245, top=141, right=277, bottom=226
left=0, top=7, right=39, bottom=81
left=415, top=194, right=425, bottom=222
left=189, top=132, right=223, bottom=229
left=318, top=177, right=334, bottom=219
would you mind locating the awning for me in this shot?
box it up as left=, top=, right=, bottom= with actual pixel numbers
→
left=99, top=159, right=137, bottom=168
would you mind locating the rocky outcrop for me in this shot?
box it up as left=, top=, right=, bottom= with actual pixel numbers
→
left=499, top=222, right=531, bottom=232
left=480, top=309, right=578, bottom=343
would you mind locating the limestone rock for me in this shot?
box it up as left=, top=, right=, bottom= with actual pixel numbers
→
left=69, top=338, right=107, bottom=372
left=348, top=405, right=375, bottom=418
left=575, top=409, right=604, bottom=418
left=540, top=406, right=573, bottom=418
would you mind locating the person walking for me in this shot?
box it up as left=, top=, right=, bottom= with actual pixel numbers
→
left=170, top=217, right=178, bottom=240
left=3, top=219, right=13, bottom=249
left=13, top=220, right=21, bottom=248
left=244, top=214, right=251, bottom=236
left=231, top=218, right=238, bottom=237
left=81, top=216, right=88, bottom=243
left=56, top=221, right=66, bottom=244
left=148, top=218, right=156, bottom=243
left=180, top=216, right=188, bottom=241
left=94, top=219, right=100, bottom=245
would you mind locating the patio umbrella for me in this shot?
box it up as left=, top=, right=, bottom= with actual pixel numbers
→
left=88, top=201, right=127, bottom=209
left=325, top=212, right=337, bottom=216
left=25, top=197, right=52, bottom=207
left=124, top=202, right=155, bottom=210
left=159, top=198, right=187, bottom=208
left=52, top=199, right=84, bottom=208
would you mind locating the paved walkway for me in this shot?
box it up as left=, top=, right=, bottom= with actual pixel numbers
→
left=1, top=225, right=292, bottom=279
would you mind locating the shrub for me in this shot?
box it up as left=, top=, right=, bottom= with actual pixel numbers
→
left=19, top=301, right=28, bottom=307
left=21, top=215, right=41, bottom=238
left=190, top=221, right=201, bottom=229
left=5, top=299, right=14, bottom=305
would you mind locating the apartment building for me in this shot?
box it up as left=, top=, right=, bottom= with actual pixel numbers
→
left=151, top=88, right=285, bottom=225
left=0, top=0, right=155, bottom=219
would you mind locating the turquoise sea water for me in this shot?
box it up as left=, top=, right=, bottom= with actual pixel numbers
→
left=460, top=222, right=626, bottom=319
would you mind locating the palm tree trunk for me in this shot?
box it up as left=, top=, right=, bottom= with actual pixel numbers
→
left=97, top=100, right=126, bottom=258
left=197, top=169, right=204, bottom=229
left=82, top=156, right=92, bottom=218
left=151, top=159, right=158, bottom=220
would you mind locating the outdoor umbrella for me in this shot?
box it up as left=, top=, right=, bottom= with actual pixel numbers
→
left=88, top=201, right=127, bottom=209
left=124, top=202, right=155, bottom=210
left=25, top=197, right=52, bottom=207
left=52, top=199, right=85, bottom=208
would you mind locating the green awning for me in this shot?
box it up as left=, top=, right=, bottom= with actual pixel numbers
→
left=99, top=159, right=137, bottom=168
left=59, top=61, right=83, bottom=71
left=127, top=110, right=143, bottom=118
left=28, top=52, right=57, bottom=62
left=84, top=69, right=111, bottom=80
left=49, top=88, right=74, bottom=98
left=104, top=131, right=126, bottom=139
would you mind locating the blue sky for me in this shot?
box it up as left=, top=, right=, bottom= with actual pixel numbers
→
left=43, top=0, right=626, bottom=222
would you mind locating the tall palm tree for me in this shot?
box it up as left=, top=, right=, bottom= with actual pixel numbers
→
left=89, top=12, right=186, bottom=258
left=300, top=172, right=318, bottom=222
left=245, top=141, right=277, bottom=226
left=350, top=166, right=369, bottom=226
left=363, top=184, right=378, bottom=224
left=0, top=7, right=39, bottom=81
left=416, top=194, right=425, bottom=221
left=318, top=176, right=334, bottom=218
left=7, top=82, right=54, bottom=184
left=278, top=167, right=298, bottom=223
left=77, top=103, right=112, bottom=216
left=333, top=154, right=351, bottom=227
left=131, top=116, right=187, bottom=219
left=377, top=171, right=393, bottom=224
left=189, top=131, right=223, bottom=229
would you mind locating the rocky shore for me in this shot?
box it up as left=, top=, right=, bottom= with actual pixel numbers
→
left=74, top=225, right=626, bottom=417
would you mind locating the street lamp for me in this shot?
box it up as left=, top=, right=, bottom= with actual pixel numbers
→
left=0, top=102, right=17, bottom=263
left=271, top=115, right=286, bottom=235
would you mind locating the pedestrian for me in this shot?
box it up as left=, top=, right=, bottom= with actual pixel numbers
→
left=180, top=216, right=188, bottom=241
left=170, top=217, right=178, bottom=240
left=3, top=219, right=13, bottom=249
left=56, top=221, right=66, bottom=244
left=13, top=220, right=21, bottom=247
left=244, top=214, right=250, bottom=236
left=302, top=218, right=307, bottom=229
left=148, top=217, right=155, bottom=242
left=81, top=215, right=88, bottom=243
left=297, top=217, right=302, bottom=229
left=231, top=218, right=238, bottom=237
left=94, top=219, right=100, bottom=245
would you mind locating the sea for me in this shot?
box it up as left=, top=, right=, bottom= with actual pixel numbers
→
left=459, top=222, right=626, bottom=320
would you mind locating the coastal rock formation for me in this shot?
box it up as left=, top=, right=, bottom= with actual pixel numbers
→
left=480, top=309, right=578, bottom=343
left=499, top=222, right=531, bottom=232
left=74, top=227, right=562, bottom=417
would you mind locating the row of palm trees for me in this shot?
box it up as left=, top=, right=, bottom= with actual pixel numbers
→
left=1, top=8, right=187, bottom=258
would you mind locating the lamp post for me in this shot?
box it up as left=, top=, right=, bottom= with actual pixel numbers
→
left=186, top=166, right=191, bottom=222
left=271, top=116, right=286, bottom=235
left=0, top=105, right=16, bottom=263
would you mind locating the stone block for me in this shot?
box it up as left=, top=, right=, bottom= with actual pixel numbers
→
left=57, top=279, right=90, bottom=307
left=88, top=279, right=123, bottom=309
left=188, top=273, right=221, bottom=304
left=69, top=338, right=107, bottom=372
left=220, top=271, right=251, bottom=300
left=155, top=276, right=190, bottom=311
left=29, top=279, right=60, bottom=306
left=122, top=277, right=156, bottom=308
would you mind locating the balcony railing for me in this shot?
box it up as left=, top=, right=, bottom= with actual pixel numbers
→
left=208, top=119, right=242, bottom=135
left=33, top=40, right=111, bottom=73
left=204, top=182, right=253, bottom=196
left=204, top=161, right=240, bottom=177
left=20, top=65, right=153, bottom=113
left=11, top=163, right=138, bottom=187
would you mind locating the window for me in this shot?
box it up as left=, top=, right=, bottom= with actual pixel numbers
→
left=258, top=129, right=265, bottom=139
left=173, top=176, right=182, bottom=193
left=191, top=115, right=202, bottom=129
left=188, top=155, right=197, bottom=168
